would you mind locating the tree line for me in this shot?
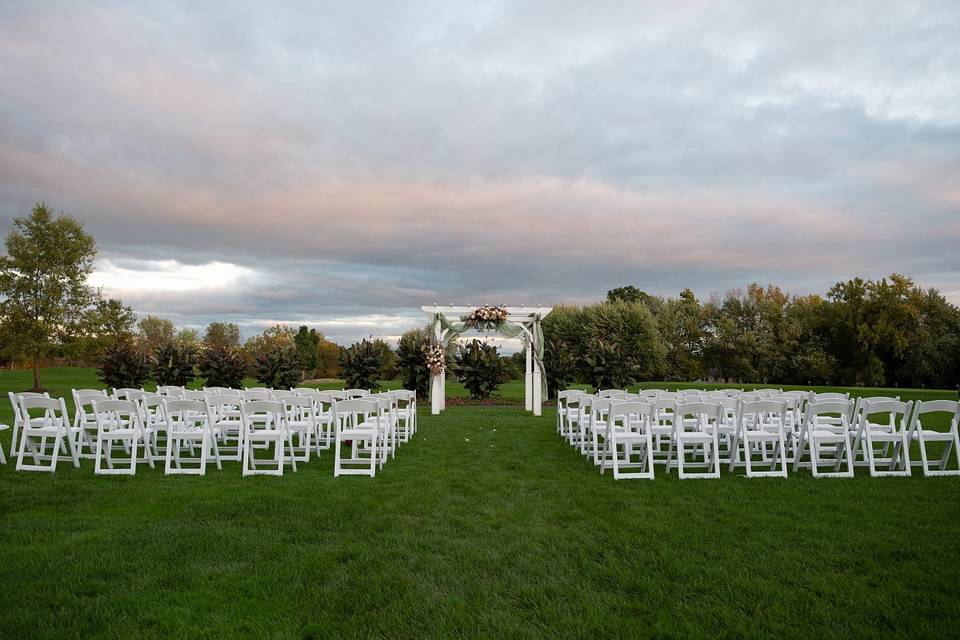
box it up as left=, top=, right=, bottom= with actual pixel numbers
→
left=542, top=280, right=960, bottom=395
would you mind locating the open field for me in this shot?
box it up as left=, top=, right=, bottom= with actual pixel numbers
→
left=1, top=368, right=959, bottom=638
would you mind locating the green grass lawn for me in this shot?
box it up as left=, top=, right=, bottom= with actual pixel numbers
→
left=1, top=368, right=959, bottom=638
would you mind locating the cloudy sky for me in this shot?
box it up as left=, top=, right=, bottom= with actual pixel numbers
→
left=1, top=1, right=958, bottom=346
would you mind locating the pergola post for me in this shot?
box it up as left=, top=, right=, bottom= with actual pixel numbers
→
left=524, top=337, right=533, bottom=412
left=531, top=332, right=542, bottom=416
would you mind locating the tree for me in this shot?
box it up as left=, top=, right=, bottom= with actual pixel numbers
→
left=203, top=322, right=241, bottom=350
left=154, top=341, right=199, bottom=387
left=175, top=328, right=201, bottom=348
left=63, top=297, right=136, bottom=366
left=396, top=327, right=432, bottom=397
left=91, top=298, right=137, bottom=339
left=607, top=285, right=644, bottom=304
left=371, top=338, right=397, bottom=379
left=316, top=338, right=342, bottom=378
left=0, top=203, right=97, bottom=390
left=137, top=315, right=176, bottom=353
left=454, top=339, right=510, bottom=399
left=255, top=344, right=302, bottom=389
left=581, top=301, right=663, bottom=389
left=97, top=337, right=154, bottom=390
left=199, top=346, right=247, bottom=388
left=243, top=324, right=296, bottom=362
left=657, top=289, right=706, bottom=381
left=339, top=339, right=384, bottom=391
left=294, top=326, right=320, bottom=374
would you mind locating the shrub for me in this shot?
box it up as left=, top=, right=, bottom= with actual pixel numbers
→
left=339, top=339, right=384, bottom=391
left=581, top=301, right=663, bottom=389
left=199, top=346, right=247, bottom=389
left=396, top=328, right=432, bottom=397
left=455, top=339, right=509, bottom=400
left=97, top=338, right=154, bottom=389
left=544, top=336, right=577, bottom=399
left=154, top=341, right=198, bottom=387
left=255, top=345, right=302, bottom=389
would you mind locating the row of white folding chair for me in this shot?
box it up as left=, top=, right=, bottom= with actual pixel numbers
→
left=593, top=399, right=787, bottom=479
left=331, top=390, right=417, bottom=478
left=557, top=390, right=957, bottom=480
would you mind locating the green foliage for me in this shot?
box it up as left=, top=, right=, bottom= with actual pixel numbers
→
left=97, top=338, right=154, bottom=390
left=0, top=202, right=97, bottom=389
left=137, top=315, right=176, bottom=353
left=316, top=338, right=342, bottom=378
left=454, top=339, right=510, bottom=399
left=203, top=322, right=241, bottom=350
left=371, top=338, right=398, bottom=379
left=542, top=305, right=585, bottom=397
left=154, top=341, right=198, bottom=387
left=396, top=328, right=432, bottom=397
left=294, top=326, right=319, bottom=374
left=199, top=346, right=247, bottom=389
left=339, top=339, right=384, bottom=391
left=582, top=301, right=663, bottom=389
left=255, top=345, right=302, bottom=389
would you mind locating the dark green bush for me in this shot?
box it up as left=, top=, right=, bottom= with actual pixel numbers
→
left=454, top=339, right=509, bottom=400
left=255, top=345, right=302, bottom=389
left=339, top=339, right=384, bottom=391
left=154, top=341, right=198, bottom=387
left=97, top=338, right=154, bottom=389
left=199, top=346, right=247, bottom=389
left=396, top=328, right=432, bottom=396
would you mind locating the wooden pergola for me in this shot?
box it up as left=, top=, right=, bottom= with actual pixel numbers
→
left=421, top=305, right=553, bottom=416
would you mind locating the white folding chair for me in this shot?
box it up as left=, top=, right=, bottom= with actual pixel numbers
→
left=158, top=385, right=186, bottom=397
left=390, top=390, right=417, bottom=444
left=93, top=398, right=154, bottom=475
left=597, top=389, right=626, bottom=398
left=242, top=389, right=273, bottom=402
left=851, top=399, right=913, bottom=477
left=586, top=397, right=611, bottom=464
left=162, top=398, right=221, bottom=475
left=601, top=401, right=655, bottom=479
left=366, top=395, right=397, bottom=462
left=667, top=402, right=723, bottom=479
left=333, top=398, right=381, bottom=477
left=909, top=400, right=960, bottom=476
left=344, top=388, right=370, bottom=399
left=241, top=400, right=296, bottom=476
left=72, top=389, right=109, bottom=459
left=8, top=391, right=50, bottom=458
left=280, top=395, right=316, bottom=462
left=650, top=397, right=677, bottom=465
left=15, top=396, right=80, bottom=472
left=793, top=400, right=855, bottom=478
left=556, top=390, right=583, bottom=439
left=729, top=400, right=789, bottom=478
left=207, top=396, right=244, bottom=462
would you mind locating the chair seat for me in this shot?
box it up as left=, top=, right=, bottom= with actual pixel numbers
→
left=340, top=428, right=377, bottom=439
left=248, top=429, right=284, bottom=440
left=25, top=425, right=81, bottom=436
left=745, top=429, right=783, bottom=439
left=810, top=430, right=847, bottom=441
left=917, top=429, right=956, bottom=442
left=286, top=421, right=315, bottom=431
left=170, top=426, right=221, bottom=437
left=678, top=431, right=715, bottom=443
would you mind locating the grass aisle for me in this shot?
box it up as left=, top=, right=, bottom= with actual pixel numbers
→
left=1, top=405, right=959, bottom=638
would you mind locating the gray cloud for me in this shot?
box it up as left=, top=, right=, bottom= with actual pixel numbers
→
left=1, top=0, right=958, bottom=344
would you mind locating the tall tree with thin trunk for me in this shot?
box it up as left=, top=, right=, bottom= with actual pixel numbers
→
left=0, top=203, right=97, bottom=390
